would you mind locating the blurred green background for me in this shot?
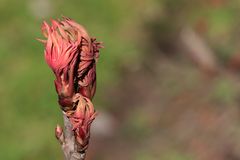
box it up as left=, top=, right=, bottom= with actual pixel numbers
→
left=2, top=0, right=240, bottom=159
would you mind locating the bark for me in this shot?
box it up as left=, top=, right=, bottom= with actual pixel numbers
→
left=57, top=114, right=86, bottom=160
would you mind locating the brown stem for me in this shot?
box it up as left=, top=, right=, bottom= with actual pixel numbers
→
left=57, top=114, right=86, bottom=160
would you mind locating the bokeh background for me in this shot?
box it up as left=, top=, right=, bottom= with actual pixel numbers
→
left=1, top=0, right=240, bottom=159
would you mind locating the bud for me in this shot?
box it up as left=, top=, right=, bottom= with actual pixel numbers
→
left=66, top=94, right=97, bottom=150
left=39, top=16, right=102, bottom=152
left=39, top=17, right=102, bottom=110
left=55, top=124, right=63, bottom=144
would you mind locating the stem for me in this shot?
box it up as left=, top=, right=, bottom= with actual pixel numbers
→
left=58, top=114, right=86, bottom=160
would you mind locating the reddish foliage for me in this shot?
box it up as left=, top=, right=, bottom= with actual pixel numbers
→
left=39, top=17, right=102, bottom=149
